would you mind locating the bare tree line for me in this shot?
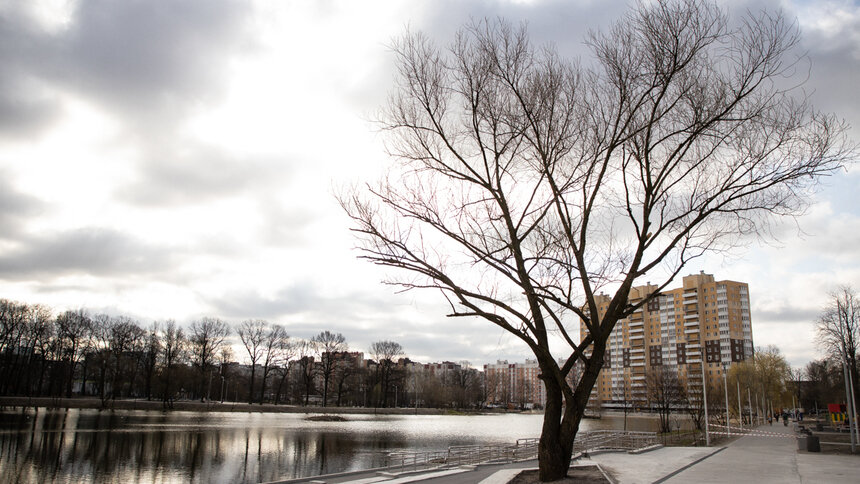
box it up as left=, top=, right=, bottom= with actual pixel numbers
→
left=0, top=299, right=484, bottom=409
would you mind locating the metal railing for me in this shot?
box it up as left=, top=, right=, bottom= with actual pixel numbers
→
left=572, top=430, right=658, bottom=454
left=384, top=431, right=657, bottom=472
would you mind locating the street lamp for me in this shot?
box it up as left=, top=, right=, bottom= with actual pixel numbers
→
left=723, top=363, right=730, bottom=436
left=736, top=373, right=743, bottom=430
left=701, top=348, right=710, bottom=446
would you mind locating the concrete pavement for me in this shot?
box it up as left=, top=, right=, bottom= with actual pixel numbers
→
left=660, top=422, right=857, bottom=484
left=273, top=422, right=858, bottom=484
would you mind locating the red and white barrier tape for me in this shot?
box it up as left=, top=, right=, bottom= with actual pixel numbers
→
left=707, top=424, right=797, bottom=438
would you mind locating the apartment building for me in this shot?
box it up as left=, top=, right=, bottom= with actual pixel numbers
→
left=484, top=358, right=579, bottom=408
left=582, top=272, right=754, bottom=406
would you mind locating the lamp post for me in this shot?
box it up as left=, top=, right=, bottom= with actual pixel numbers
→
left=737, top=377, right=743, bottom=430
left=701, top=348, right=710, bottom=446
left=747, top=387, right=753, bottom=428
left=723, top=364, right=730, bottom=436
left=842, top=357, right=856, bottom=453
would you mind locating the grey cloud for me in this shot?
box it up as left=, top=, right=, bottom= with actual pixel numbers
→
left=0, top=9, right=63, bottom=138
left=258, top=200, right=317, bottom=247
left=0, top=227, right=177, bottom=280
left=118, top=145, right=294, bottom=206
left=753, top=306, right=819, bottom=325
left=0, top=0, right=253, bottom=138
left=0, top=77, right=61, bottom=139
left=208, top=284, right=395, bottom=322
left=0, top=175, right=44, bottom=239
left=58, top=0, right=254, bottom=126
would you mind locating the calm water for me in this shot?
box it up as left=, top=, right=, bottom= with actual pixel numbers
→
left=0, top=407, right=665, bottom=483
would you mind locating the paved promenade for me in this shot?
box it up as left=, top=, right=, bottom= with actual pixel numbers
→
left=273, top=422, right=857, bottom=484
left=660, top=423, right=857, bottom=484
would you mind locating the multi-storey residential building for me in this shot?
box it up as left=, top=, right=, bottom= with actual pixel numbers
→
left=484, top=359, right=543, bottom=408
left=424, top=361, right=462, bottom=381
left=582, top=272, right=754, bottom=406
left=484, top=359, right=579, bottom=408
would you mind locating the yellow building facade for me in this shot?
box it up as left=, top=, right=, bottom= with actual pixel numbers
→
left=583, top=272, right=753, bottom=406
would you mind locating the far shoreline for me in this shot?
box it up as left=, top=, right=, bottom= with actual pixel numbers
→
left=0, top=396, right=666, bottom=421
left=0, top=396, right=497, bottom=415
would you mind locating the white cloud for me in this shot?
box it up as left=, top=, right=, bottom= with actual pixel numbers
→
left=0, top=0, right=856, bottom=367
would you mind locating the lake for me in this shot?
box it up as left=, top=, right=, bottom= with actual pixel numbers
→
left=0, top=407, right=671, bottom=483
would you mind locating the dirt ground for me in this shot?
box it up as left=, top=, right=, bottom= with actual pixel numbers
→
left=507, top=465, right=609, bottom=483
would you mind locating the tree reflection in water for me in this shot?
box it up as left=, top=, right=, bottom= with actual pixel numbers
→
left=3, top=408, right=544, bottom=483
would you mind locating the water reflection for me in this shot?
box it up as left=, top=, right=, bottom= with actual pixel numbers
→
left=0, top=407, right=669, bottom=483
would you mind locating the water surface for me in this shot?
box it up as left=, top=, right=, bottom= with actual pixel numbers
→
left=0, top=407, right=668, bottom=483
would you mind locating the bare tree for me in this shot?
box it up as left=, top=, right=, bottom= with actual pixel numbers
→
left=189, top=317, right=230, bottom=401
left=647, top=366, right=686, bottom=433
left=805, top=358, right=843, bottom=412
left=108, top=316, right=144, bottom=400
left=142, top=321, right=161, bottom=401
left=160, top=320, right=187, bottom=408
left=369, top=340, right=403, bottom=407
left=313, top=331, right=348, bottom=407
left=237, top=319, right=266, bottom=403
left=55, top=309, right=93, bottom=398
left=341, top=1, right=852, bottom=478
left=815, top=286, right=859, bottom=405
left=217, top=345, right=234, bottom=402
left=259, top=324, right=290, bottom=404
left=294, top=339, right=318, bottom=406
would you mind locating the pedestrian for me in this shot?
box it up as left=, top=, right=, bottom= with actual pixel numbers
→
left=768, top=416, right=772, bottom=426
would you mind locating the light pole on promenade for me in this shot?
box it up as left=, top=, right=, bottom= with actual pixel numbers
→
left=701, top=348, right=710, bottom=446
left=737, top=377, right=743, bottom=430
left=723, top=364, right=730, bottom=436
left=842, top=357, right=856, bottom=453
left=748, top=387, right=753, bottom=428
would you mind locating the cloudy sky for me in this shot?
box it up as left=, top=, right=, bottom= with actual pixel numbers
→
left=0, top=0, right=857, bottom=369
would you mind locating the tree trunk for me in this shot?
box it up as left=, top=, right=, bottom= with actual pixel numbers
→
left=259, top=365, right=269, bottom=405
left=537, top=352, right=603, bottom=481
left=538, top=378, right=573, bottom=481
left=248, top=365, right=256, bottom=404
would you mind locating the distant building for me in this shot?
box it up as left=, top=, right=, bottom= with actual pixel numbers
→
left=424, top=361, right=461, bottom=381
left=484, top=359, right=578, bottom=409
left=581, top=271, right=754, bottom=406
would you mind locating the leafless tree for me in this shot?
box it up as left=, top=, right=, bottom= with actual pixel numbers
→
left=142, top=321, right=161, bottom=401
left=294, top=339, right=318, bottom=405
left=217, top=345, right=234, bottom=402
left=237, top=319, right=266, bottom=403
left=160, top=319, right=187, bottom=408
left=815, top=285, right=859, bottom=405
left=341, top=0, right=852, bottom=478
left=0, top=300, right=28, bottom=393
left=108, top=316, right=144, bottom=400
left=369, top=340, right=403, bottom=407
left=313, top=331, right=348, bottom=406
left=29, top=305, right=55, bottom=397
left=189, top=317, right=230, bottom=401
left=259, top=324, right=290, bottom=404
left=55, top=309, right=93, bottom=398
left=647, top=366, right=686, bottom=433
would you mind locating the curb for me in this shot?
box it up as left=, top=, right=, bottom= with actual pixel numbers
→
left=651, top=446, right=727, bottom=484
